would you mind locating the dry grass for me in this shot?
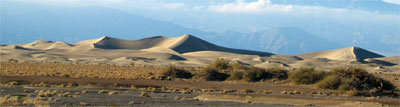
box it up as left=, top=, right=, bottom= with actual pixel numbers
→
left=80, top=102, right=89, bottom=106
left=193, top=67, right=228, bottom=81
left=108, top=91, right=118, bottom=95
left=3, top=81, right=19, bottom=87
left=140, top=91, right=150, bottom=97
left=263, top=90, right=273, bottom=94
left=0, top=61, right=397, bottom=97
left=315, top=67, right=396, bottom=95
left=0, top=95, right=21, bottom=105
left=211, top=58, right=231, bottom=70
left=0, top=89, right=63, bottom=106
left=227, top=67, right=288, bottom=82
left=159, top=65, right=192, bottom=79
left=289, top=68, right=326, bottom=84
left=0, top=62, right=163, bottom=80
left=81, top=90, right=88, bottom=94
left=98, top=90, right=107, bottom=94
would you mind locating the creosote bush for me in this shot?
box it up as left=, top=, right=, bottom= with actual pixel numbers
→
left=242, top=67, right=266, bottom=82
left=265, top=68, right=289, bottom=80
left=289, top=68, right=326, bottom=84
left=159, top=65, right=192, bottom=79
left=231, top=63, right=250, bottom=71
left=194, top=67, right=228, bottom=81
left=227, top=67, right=288, bottom=82
left=316, top=75, right=341, bottom=89
left=316, top=67, right=395, bottom=93
left=227, top=71, right=244, bottom=81
left=212, top=58, right=230, bottom=70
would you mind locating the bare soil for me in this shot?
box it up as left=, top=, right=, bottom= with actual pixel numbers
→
left=1, top=76, right=399, bottom=106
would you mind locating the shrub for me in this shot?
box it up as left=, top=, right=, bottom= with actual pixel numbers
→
left=316, top=75, right=341, bottom=89
left=231, top=63, right=249, bottom=71
left=265, top=67, right=289, bottom=80
left=337, top=79, right=353, bottom=92
left=314, top=67, right=395, bottom=95
left=212, top=58, right=230, bottom=70
left=242, top=67, right=266, bottom=82
left=108, top=91, right=118, bottom=95
left=227, top=71, right=243, bottom=81
left=140, top=91, right=150, bottom=97
left=331, top=67, right=395, bottom=91
left=159, top=65, right=192, bottom=79
left=289, top=68, right=326, bottom=84
left=194, top=67, right=228, bottom=81
left=228, top=67, right=287, bottom=82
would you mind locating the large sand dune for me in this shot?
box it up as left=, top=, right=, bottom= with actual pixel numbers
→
left=297, top=46, right=384, bottom=61
left=75, top=35, right=273, bottom=56
left=0, top=35, right=398, bottom=73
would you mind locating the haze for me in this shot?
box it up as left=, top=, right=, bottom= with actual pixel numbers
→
left=1, top=0, right=399, bottom=55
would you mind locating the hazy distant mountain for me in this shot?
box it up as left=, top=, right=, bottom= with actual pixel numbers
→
left=0, top=1, right=380, bottom=55
left=208, top=27, right=343, bottom=55
left=0, top=1, right=209, bottom=44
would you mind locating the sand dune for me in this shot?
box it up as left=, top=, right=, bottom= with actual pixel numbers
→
left=3, top=45, right=32, bottom=50
left=18, top=40, right=72, bottom=50
left=297, top=46, right=384, bottom=61
left=1, top=35, right=398, bottom=73
left=74, top=35, right=273, bottom=56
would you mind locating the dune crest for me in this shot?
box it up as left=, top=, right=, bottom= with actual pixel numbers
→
left=298, top=46, right=384, bottom=61
left=1, top=35, right=398, bottom=73
left=74, top=35, right=273, bottom=56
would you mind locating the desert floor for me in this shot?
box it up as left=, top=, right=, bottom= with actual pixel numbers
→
left=1, top=74, right=399, bottom=106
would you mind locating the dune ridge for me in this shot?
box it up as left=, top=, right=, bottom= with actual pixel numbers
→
left=297, top=46, right=384, bottom=61
left=1, top=35, right=397, bottom=73
left=74, top=35, right=273, bottom=56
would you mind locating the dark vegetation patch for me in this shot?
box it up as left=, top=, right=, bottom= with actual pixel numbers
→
left=194, top=67, right=228, bottom=81
left=289, top=68, right=326, bottom=84
left=159, top=65, right=192, bottom=79
left=316, top=67, right=395, bottom=94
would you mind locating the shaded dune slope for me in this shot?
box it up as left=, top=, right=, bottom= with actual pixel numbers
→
left=297, top=46, right=384, bottom=61
left=76, top=35, right=273, bottom=56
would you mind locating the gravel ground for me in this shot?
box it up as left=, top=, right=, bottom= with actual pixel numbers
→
left=0, top=87, right=296, bottom=106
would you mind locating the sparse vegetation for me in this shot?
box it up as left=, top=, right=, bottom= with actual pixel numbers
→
left=227, top=67, right=288, bottom=82
left=289, top=68, right=326, bottom=84
left=227, top=71, right=244, bottom=81
left=0, top=95, right=20, bottom=105
left=81, top=90, right=88, bottom=94
left=159, top=65, right=192, bottom=79
left=194, top=67, right=228, bottom=81
left=0, top=62, right=161, bottom=80
left=80, top=102, right=89, bottom=106
left=140, top=91, right=150, bottom=97
left=0, top=58, right=398, bottom=105
left=128, top=101, right=135, bottom=105
left=317, top=67, right=395, bottom=94
left=265, top=68, right=289, bottom=80
left=108, top=91, right=118, bottom=95
left=211, top=58, right=231, bottom=70
left=241, top=67, right=266, bottom=82
left=316, top=75, right=341, bottom=89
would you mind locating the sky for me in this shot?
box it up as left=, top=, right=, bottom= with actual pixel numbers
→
left=2, top=0, right=400, bottom=55
left=12, top=0, right=399, bottom=32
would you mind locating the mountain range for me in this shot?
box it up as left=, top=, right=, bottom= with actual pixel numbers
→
left=2, top=1, right=391, bottom=55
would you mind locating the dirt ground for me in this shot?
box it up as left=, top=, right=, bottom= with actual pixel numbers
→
left=1, top=76, right=399, bottom=106
left=1, top=86, right=289, bottom=106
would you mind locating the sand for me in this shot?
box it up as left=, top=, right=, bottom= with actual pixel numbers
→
left=0, top=35, right=398, bottom=73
